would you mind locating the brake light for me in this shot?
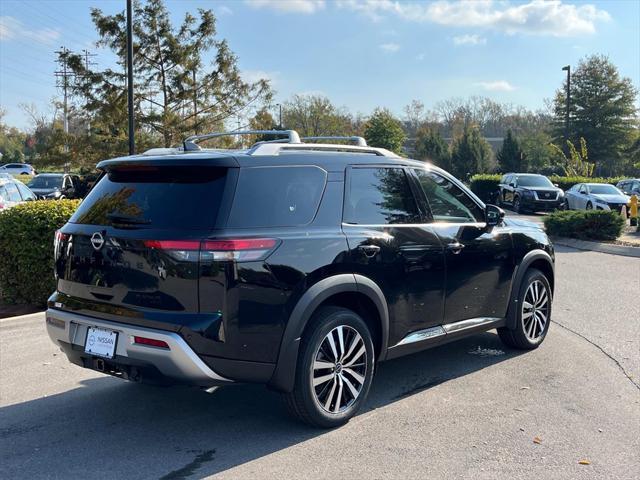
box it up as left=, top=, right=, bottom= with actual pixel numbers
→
left=201, top=238, right=278, bottom=262
left=54, top=230, right=69, bottom=259
left=143, top=238, right=279, bottom=262
left=133, top=336, right=170, bottom=349
left=143, top=240, right=200, bottom=250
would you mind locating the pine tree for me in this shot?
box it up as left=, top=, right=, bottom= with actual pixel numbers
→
left=414, top=127, right=451, bottom=171
left=450, top=125, right=492, bottom=179
left=552, top=54, right=637, bottom=175
left=66, top=0, right=272, bottom=149
left=497, top=130, right=524, bottom=173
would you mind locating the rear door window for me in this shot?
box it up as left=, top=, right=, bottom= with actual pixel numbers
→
left=4, top=183, right=22, bottom=202
left=344, top=167, right=420, bottom=225
left=227, top=166, right=327, bottom=228
left=69, top=166, right=229, bottom=230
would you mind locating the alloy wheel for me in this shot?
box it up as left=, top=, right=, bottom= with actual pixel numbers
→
left=311, top=325, right=367, bottom=414
left=522, top=280, right=550, bottom=341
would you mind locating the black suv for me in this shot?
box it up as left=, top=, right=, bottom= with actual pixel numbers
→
left=497, top=173, right=564, bottom=213
left=47, top=131, right=555, bottom=428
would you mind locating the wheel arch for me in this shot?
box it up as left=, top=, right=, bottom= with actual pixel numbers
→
left=267, top=273, right=389, bottom=393
left=506, top=250, right=555, bottom=330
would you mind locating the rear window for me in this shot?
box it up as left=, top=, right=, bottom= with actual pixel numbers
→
left=227, top=166, right=326, bottom=228
left=70, top=166, right=229, bottom=229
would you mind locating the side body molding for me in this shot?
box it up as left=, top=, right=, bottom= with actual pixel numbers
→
left=505, top=249, right=555, bottom=330
left=267, top=273, right=389, bottom=393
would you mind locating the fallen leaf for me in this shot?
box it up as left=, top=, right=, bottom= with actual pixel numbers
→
left=578, top=460, right=591, bottom=465
left=519, top=428, right=525, bottom=432
left=521, top=386, right=530, bottom=390
left=598, top=428, right=603, bottom=433
left=533, top=436, right=542, bottom=444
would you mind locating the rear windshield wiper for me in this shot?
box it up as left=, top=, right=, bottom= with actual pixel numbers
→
left=106, top=213, right=151, bottom=225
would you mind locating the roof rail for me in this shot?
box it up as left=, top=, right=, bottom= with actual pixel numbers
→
left=301, top=136, right=367, bottom=147
left=248, top=143, right=399, bottom=158
left=183, top=130, right=301, bottom=151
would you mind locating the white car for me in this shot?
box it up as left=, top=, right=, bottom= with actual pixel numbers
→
left=0, top=163, right=37, bottom=176
left=0, top=177, right=38, bottom=211
left=564, top=183, right=630, bottom=214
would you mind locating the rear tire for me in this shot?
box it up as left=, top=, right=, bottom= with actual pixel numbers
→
left=284, top=307, right=375, bottom=428
left=586, top=201, right=593, bottom=210
left=498, top=268, right=552, bottom=350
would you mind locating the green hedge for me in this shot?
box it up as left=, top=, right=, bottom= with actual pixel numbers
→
left=0, top=200, right=80, bottom=306
left=469, top=174, right=625, bottom=203
left=543, top=210, right=625, bottom=241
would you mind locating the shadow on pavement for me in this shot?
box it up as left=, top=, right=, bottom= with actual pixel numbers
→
left=0, top=331, right=524, bottom=479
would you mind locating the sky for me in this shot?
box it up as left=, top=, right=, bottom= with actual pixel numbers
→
left=0, top=0, right=639, bottom=131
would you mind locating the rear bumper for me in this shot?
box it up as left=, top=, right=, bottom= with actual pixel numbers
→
left=45, top=308, right=233, bottom=387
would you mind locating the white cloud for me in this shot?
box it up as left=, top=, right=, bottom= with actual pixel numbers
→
left=453, top=34, right=487, bottom=46
left=243, top=70, right=280, bottom=86
left=338, top=0, right=610, bottom=37
left=475, top=80, right=516, bottom=92
left=245, top=0, right=326, bottom=14
left=379, top=42, right=400, bottom=53
left=218, top=6, right=233, bottom=16
left=0, top=16, right=60, bottom=44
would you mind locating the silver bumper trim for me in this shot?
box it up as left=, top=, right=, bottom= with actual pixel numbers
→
left=45, top=309, right=232, bottom=385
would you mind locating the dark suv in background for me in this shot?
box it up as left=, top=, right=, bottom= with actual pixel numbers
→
left=497, top=173, right=564, bottom=213
left=46, top=131, right=555, bottom=427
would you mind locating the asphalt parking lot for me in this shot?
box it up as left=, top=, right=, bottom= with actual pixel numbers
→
left=1, top=226, right=639, bottom=479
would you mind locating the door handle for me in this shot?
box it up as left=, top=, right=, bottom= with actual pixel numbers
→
left=358, top=244, right=381, bottom=258
left=447, top=242, right=465, bottom=254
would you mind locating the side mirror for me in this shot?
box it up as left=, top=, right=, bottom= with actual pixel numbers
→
left=509, top=182, right=516, bottom=187
left=554, top=183, right=559, bottom=187
left=485, top=204, right=504, bottom=227
left=580, top=191, right=587, bottom=195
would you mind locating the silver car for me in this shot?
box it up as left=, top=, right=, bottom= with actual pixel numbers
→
left=0, top=163, right=37, bottom=176
left=564, top=183, right=630, bottom=214
left=0, top=177, right=38, bottom=211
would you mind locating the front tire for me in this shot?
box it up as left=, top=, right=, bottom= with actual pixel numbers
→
left=586, top=201, right=593, bottom=210
left=284, top=307, right=375, bottom=428
left=498, top=268, right=552, bottom=350
left=513, top=196, right=523, bottom=214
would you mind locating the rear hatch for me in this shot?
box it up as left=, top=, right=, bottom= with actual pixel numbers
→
left=54, top=161, right=237, bottom=321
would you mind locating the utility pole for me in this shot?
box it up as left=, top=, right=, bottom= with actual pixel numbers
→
left=54, top=47, right=71, bottom=139
left=81, top=49, right=97, bottom=133
left=126, top=0, right=135, bottom=155
left=562, top=65, right=571, bottom=147
left=278, top=103, right=282, bottom=128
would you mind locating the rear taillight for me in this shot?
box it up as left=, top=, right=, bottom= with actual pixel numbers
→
left=54, top=230, right=69, bottom=259
left=143, top=238, right=279, bottom=262
left=132, top=336, right=170, bottom=349
left=202, top=238, right=278, bottom=261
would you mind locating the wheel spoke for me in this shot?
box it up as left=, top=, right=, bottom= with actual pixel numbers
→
left=313, top=372, right=334, bottom=387
left=343, top=332, right=362, bottom=363
left=326, top=331, right=339, bottom=361
left=337, top=326, right=345, bottom=361
left=344, top=345, right=366, bottom=367
left=342, top=374, right=359, bottom=398
left=537, top=294, right=548, bottom=308
left=343, top=367, right=365, bottom=385
left=522, top=310, right=534, bottom=320
left=314, top=360, right=334, bottom=370
left=523, top=301, right=534, bottom=310
left=333, top=376, right=344, bottom=413
left=324, top=378, right=337, bottom=410
left=527, top=314, right=536, bottom=338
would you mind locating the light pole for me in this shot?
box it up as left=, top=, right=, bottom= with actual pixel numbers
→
left=276, top=103, right=282, bottom=128
left=126, top=0, right=135, bottom=155
left=562, top=65, right=571, bottom=147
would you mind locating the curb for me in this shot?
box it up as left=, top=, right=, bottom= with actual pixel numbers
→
left=0, top=311, right=45, bottom=323
left=552, top=237, right=640, bottom=258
